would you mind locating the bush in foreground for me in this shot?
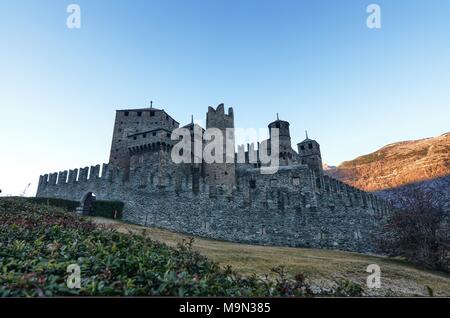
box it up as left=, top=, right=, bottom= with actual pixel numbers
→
left=0, top=198, right=362, bottom=297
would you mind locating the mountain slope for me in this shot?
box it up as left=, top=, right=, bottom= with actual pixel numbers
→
left=325, top=133, right=450, bottom=192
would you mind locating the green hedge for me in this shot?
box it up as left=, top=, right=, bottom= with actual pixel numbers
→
left=28, top=197, right=79, bottom=211
left=92, top=200, right=124, bottom=219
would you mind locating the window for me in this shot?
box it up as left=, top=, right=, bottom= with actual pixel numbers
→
left=124, top=111, right=129, bottom=116
left=133, top=136, right=137, bottom=140
left=249, top=180, right=256, bottom=189
left=300, top=145, right=305, bottom=150
left=275, top=123, right=280, bottom=128
left=153, top=132, right=156, bottom=136
left=143, top=134, right=146, bottom=138
left=166, top=133, right=171, bottom=138
left=292, top=177, right=300, bottom=186
left=259, top=226, right=266, bottom=236
left=150, top=111, right=155, bottom=117
left=308, top=143, right=313, bottom=149
left=119, top=128, right=122, bottom=132
left=137, top=111, right=142, bottom=117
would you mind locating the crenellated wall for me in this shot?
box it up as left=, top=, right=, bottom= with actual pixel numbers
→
left=36, top=150, right=392, bottom=253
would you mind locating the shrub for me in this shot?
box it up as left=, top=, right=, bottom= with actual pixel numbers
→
left=91, top=200, right=124, bottom=219
left=378, top=186, right=449, bottom=271
left=27, top=197, right=79, bottom=212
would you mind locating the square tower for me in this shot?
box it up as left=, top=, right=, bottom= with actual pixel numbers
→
left=297, top=136, right=323, bottom=175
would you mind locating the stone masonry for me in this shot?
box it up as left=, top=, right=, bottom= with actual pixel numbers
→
left=36, top=104, right=393, bottom=253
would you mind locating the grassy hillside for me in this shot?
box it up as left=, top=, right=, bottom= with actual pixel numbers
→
left=0, top=197, right=362, bottom=297
left=92, top=217, right=450, bottom=297
left=1, top=197, right=449, bottom=296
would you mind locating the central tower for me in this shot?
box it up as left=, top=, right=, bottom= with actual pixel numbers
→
left=204, top=104, right=236, bottom=193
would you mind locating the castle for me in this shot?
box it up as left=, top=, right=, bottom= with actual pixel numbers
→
left=36, top=103, right=392, bottom=253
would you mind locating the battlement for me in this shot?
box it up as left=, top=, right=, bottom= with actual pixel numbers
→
left=316, top=174, right=392, bottom=214
left=207, top=103, right=234, bottom=121
left=37, top=163, right=125, bottom=190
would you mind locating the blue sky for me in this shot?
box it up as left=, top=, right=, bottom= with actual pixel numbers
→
left=0, top=0, right=449, bottom=196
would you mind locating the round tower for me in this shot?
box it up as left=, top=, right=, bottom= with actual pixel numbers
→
left=297, top=132, right=323, bottom=175
left=268, top=115, right=293, bottom=166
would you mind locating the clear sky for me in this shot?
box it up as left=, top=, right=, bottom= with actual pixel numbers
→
left=0, top=0, right=449, bottom=196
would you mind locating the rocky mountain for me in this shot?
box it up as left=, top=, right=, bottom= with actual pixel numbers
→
left=325, top=132, right=450, bottom=192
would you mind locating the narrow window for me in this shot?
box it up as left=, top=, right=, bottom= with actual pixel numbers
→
left=249, top=180, right=256, bottom=189
left=308, top=143, right=313, bottom=149
left=143, top=134, right=146, bottom=138
left=150, top=111, right=155, bottom=117
left=124, top=111, right=129, bottom=116
left=153, top=132, right=156, bottom=136
left=300, top=145, right=305, bottom=150
left=137, top=111, right=142, bottom=117
left=133, top=136, right=137, bottom=140
left=166, top=133, right=171, bottom=138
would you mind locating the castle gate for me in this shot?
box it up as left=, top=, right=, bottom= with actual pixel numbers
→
left=81, top=192, right=96, bottom=216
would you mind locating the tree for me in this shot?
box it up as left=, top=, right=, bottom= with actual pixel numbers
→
left=378, top=185, right=449, bottom=271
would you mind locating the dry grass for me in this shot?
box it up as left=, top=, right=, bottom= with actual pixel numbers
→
left=91, top=217, right=450, bottom=296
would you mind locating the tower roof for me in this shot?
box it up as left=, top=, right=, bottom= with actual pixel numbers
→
left=268, top=118, right=290, bottom=127
left=298, top=131, right=318, bottom=144
left=116, top=107, right=180, bottom=125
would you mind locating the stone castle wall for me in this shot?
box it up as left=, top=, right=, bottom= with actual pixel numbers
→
left=36, top=150, right=391, bottom=253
